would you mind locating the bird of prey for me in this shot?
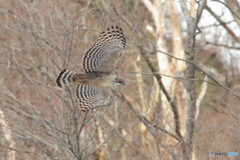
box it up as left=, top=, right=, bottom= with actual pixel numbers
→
left=56, top=26, right=126, bottom=112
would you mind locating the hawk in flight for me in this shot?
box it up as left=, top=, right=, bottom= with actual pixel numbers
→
left=56, top=26, right=126, bottom=112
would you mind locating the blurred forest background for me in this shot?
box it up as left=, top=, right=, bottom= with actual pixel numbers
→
left=0, top=0, right=240, bottom=160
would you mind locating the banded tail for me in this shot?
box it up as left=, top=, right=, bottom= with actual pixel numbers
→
left=56, top=69, right=77, bottom=87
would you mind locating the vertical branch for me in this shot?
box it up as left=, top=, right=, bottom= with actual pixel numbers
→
left=166, top=0, right=185, bottom=72
left=141, top=0, right=169, bottom=83
left=0, top=110, right=16, bottom=160
left=166, top=0, right=187, bottom=137
left=95, top=119, right=106, bottom=160
left=141, top=0, right=177, bottom=149
left=179, top=0, right=207, bottom=159
left=195, top=75, right=208, bottom=120
left=194, top=76, right=207, bottom=160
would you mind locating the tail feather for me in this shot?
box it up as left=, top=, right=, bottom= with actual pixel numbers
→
left=56, top=69, right=76, bottom=87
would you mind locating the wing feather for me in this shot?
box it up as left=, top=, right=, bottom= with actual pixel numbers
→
left=76, top=85, right=111, bottom=112
left=83, top=26, right=126, bottom=73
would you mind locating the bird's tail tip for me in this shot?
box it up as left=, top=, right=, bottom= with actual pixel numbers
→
left=56, top=69, right=76, bottom=87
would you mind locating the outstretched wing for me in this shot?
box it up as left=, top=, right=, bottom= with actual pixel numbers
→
left=83, top=26, right=126, bottom=73
left=76, top=85, right=111, bottom=112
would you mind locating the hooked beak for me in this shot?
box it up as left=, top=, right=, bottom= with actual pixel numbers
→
left=122, top=81, right=127, bottom=86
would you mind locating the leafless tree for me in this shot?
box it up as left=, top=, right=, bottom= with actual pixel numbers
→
left=0, top=0, right=239, bottom=160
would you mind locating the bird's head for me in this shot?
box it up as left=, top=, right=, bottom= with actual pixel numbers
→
left=115, top=77, right=126, bottom=86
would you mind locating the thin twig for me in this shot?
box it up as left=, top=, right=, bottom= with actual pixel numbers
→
left=122, top=71, right=218, bottom=86
left=212, top=0, right=240, bottom=20
left=132, top=46, right=240, bottom=99
left=207, top=41, right=240, bottom=50
left=205, top=5, right=240, bottom=42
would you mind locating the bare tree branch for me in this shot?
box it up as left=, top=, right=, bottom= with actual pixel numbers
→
left=207, top=41, right=240, bottom=49
left=195, top=75, right=208, bottom=120
left=179, top=0, right=207, bottom=159
left=205, top=5, right=240, bottom=42
left=212, top=0, right=240, bottom=20
left=137, top=46, right=183, bottom=141
left=117, top=91, right=180, bottom=159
